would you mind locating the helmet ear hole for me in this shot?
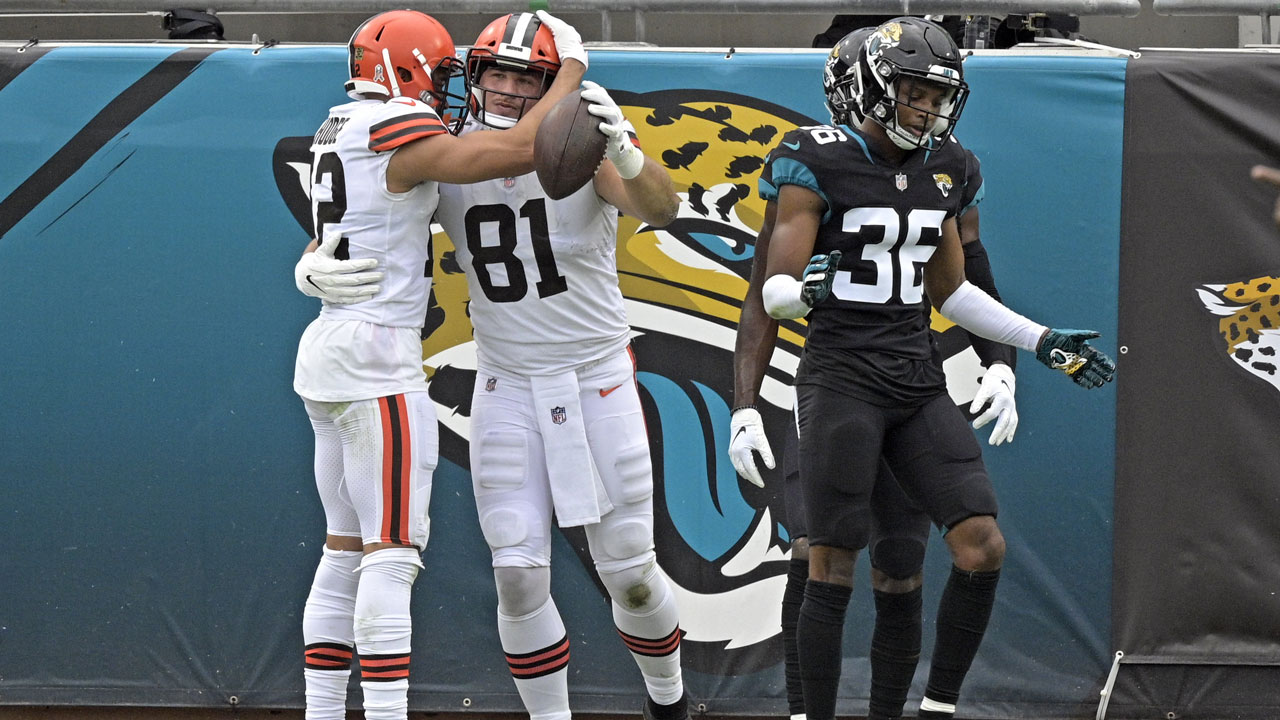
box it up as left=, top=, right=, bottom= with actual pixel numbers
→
left=398, top=67, right=413, bottom=83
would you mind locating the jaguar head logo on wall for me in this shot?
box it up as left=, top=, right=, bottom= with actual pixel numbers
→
left=1197, top=274, right=1280, bottom=393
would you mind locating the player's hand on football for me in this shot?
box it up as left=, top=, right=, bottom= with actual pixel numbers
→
left=581, top=80, right=644, bottom=180
left=729, top=407, right=774, bottom=488
left=970, top=362, right=1018, bottom=445
left=294, top=229, right=383, bottom=304
left=1035, top=328, right=1115, bottom=389
left=801, top=250, right=842, bottom=306
left=535, top=10, right=587, bottom=69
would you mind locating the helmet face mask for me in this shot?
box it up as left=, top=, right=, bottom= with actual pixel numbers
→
left=466, top=12, right=561, bottom=129
left=345, top=10, right=470, bottom=132
left=855, top=17, right=969, bottom=151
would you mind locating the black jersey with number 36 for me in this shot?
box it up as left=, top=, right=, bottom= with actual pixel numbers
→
left=759, top=124, right=974, bottom=406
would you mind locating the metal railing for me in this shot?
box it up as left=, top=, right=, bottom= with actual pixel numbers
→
left=0, top=0, right=1146, bottom=43
left=1154, top=0, right=1280, bottom=42
left=0, top=0, right=1144, bottom=11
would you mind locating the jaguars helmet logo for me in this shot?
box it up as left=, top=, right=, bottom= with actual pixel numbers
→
left=868, top=22, right=903, bottom=56
left=1197, top=275, right=1280, bottom=392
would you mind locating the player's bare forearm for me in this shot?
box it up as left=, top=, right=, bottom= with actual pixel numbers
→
left=734, top=208, right=780, bottom=408
left=619, top=157, right=679, bottom=227
left=734, top=288, right=779, bottom=408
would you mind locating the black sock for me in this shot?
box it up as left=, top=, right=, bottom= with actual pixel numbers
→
left=798, top=579, right=852, bottom=720
left=782, top=558, right=809, bottom=716
left=867, top=586, right=922, bottom=720
left=923, top=566, right=1001, bottom=711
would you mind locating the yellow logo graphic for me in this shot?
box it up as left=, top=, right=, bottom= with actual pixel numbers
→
left=933, top=172, right=953, bottom=198
left=879, top=22, right=903, bottom=43
left=1196, top=274, right=1280, bottom=392
left=422, top=91, right=812, bottom=376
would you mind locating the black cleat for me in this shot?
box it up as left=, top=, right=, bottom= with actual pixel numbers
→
left=643, top=692, right=691, bottom=720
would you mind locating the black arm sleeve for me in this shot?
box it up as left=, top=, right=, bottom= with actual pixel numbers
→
left=963, top=239, right=1017, bottom=370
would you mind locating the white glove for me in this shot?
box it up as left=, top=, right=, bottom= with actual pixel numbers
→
left=969, top=362, right=1018, bottom=446
left=294, top=229, right=383, bottom=304
left=581, top=80, right=645, bottom=180
left=729, top=407, right=775, bottom=488
left=535, top=10, right=587, bottom=69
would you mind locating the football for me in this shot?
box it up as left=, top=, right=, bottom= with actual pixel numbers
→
left=534, top=88, right=608, bottom=200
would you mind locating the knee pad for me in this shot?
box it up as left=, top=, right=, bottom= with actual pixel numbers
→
left=494, top=566, right=551, bottom=617
left=303, top=547, right=362, bottom=646
left=479, top=506, right=531, bottom=552
left=354, top=548, right=420, bottom=652
left=598, top=557, right=664, bottom=613
left=869, top=537, right=926, bottom=581
left=589, top=516, right=654, bottom=574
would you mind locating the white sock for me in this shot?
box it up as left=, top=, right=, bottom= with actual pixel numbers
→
left=608, top=564, right=683, bottom=705
left=499, top=596, right=571, bottom=720
left=303, top=547, right=360, bottom=720
left=355, top=548, right=420, bottom=720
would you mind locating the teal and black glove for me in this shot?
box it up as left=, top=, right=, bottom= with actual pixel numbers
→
left=800, top=250, right=842, bottom=306
left=1035, top=329, right=1115, bottom=389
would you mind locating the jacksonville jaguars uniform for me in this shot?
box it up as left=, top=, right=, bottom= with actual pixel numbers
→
left=294, top=96, right=448, bottom=550
left=781, top=143, right=986, bottom=559
left=760, top=124, right=998, bottom=551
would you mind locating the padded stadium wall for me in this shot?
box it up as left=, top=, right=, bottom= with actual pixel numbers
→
left=0, top=43, right=1270, bottom=719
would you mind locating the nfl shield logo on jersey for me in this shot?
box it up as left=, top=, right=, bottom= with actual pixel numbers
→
left=895, top=173, right=908, bottom=191
left=550, top=406, right=567, bottom=425
left=485, top=376, right=497, bottom=392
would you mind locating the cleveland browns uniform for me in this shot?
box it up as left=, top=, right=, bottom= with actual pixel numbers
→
left=295, top=96, right=449, bottom=551
left=436, top=117, right=652, bottom=559
left=760, top=123, right=998, bottom=552
left=435, top=114, right=683, bottom=720
left=434, top=12, right=685, bottom=720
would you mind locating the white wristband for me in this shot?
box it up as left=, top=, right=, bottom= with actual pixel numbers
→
left=762, top=274, right=810, bottom=319
left=939, top=281, right=1046, bottom=351
left=612, top=142, right=645, bottom=180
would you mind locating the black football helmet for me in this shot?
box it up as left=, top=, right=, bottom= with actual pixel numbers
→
left=822, top=26, right=875, bottom=127
left=856, top=17, right=968, bottom=151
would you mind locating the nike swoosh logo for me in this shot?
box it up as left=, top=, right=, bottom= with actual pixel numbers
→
left=599, top=383, right=624, bottom=398
left=305, top=275, right=322, bottom=291
left=782, top=140, right=800, bottom=151
left=733, top=426, right=747, bottom=441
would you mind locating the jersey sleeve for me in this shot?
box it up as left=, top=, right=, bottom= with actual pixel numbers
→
left=758, top=128, right=826, bottom=203
left=366, top=98, right=449, bottom=153
left=958, top=148, right=984, bottom=216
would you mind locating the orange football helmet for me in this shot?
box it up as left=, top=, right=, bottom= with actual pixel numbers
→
left=465, top=12, right=561, bottom=128
left=346, top=10, right=468, bottom=127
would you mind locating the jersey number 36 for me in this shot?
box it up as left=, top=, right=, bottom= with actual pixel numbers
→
left=835, top=207, right=945, bottom=305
